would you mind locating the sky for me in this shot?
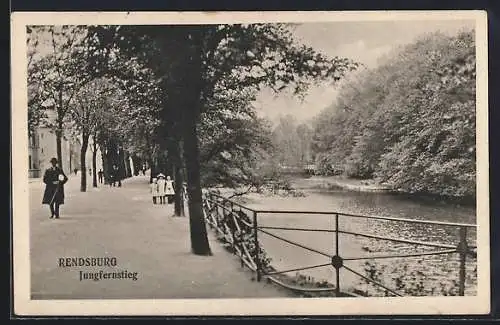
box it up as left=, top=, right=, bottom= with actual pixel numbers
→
left=29, top=20, right=475, bottom=126
left=253, top=20, right=475, bottom=125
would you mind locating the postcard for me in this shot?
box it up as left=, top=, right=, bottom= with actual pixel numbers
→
left=11, top=10, right=489, bottom=316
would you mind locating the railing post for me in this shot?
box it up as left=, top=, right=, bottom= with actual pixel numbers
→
left=203, top=193, right=210, bottom=228
left=458, top=226, right=468, bottom=296
left=215, top=196, right=221, bottom=229
left=229, top=201, right=235, bottom=253
left=253, top=210, right=261, bottom=282
left=335, top=213, right=340, bottom=297
left=240, top=210, right=245, bottom=268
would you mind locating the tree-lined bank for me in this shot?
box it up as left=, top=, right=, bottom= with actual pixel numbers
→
left=306, top=30, right=475, bottom=202
left=28, top=24, right=358, bottom=255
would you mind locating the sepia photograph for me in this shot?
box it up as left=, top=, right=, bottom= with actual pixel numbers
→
left=11, top=11, right=489, bottom=316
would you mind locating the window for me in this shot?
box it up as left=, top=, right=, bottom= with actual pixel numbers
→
left=29, top=155, right=32, bottom=169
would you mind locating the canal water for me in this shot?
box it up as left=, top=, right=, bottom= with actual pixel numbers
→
left=237, top=181, right=477, bottom=297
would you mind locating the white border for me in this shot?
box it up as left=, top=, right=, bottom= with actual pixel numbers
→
left=11, top=10, right=490, bottom=316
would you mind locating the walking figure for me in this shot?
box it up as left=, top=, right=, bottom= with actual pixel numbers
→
left=42, top=157, right=68, bottom=219
left=89, top=168, right=92, bottom=176
left=165, top=175, right=175, bottom=204
left=150, top=178, right=158, bottom=204
left=73, top=168, right=78, bottom=175
left=98, top=169, right=104, bottom=184
left=113, top=165, right=122, bottom=187
left=109, top=165, right=115, bottom=187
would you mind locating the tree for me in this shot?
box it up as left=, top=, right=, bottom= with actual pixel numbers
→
left=198, top=89, right=274, bottom=188
left=71, top=77, right=126, bottom=191
left=311, top=29, right=476, bottom=200
left=295, top=122, right=314, bottom=166
left=375, top=31, right=476, bottom=198
left=28, top=26, right=97, bottom=172
left=87, top=24, right=359, bottom=256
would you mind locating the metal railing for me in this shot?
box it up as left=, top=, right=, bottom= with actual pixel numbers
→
left=202, top=191, right=477, bottom=297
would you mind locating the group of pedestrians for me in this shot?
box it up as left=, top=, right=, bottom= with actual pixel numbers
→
left=108, top=165, right=122, bottom=187
left=150, top=173, right=175, bottom=205
left=41, top=156, right=173, bottom=219
left=71, top=167, right=105, bottom=183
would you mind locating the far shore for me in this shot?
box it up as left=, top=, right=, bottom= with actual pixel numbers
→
left=208, top=174, right=475, bottom=208
left=290, top=175, right=394, bottom=193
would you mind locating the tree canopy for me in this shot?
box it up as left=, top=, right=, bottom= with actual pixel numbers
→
left=311, top=29, right=476, bottom=199
left=28, top=23, right=359, bottom=255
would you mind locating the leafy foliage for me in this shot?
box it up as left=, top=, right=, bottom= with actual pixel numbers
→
left=30, top=23, right=358, bottom=255
left=312, top=30, right=476, bottom=199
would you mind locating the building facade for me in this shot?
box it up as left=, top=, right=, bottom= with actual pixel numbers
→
left=28, top=108, right=103, bottom=179
left=28, top=127, right=76, bottom=178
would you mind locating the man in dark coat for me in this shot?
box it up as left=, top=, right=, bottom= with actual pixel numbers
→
left=42, top=157, right=68, bottom=219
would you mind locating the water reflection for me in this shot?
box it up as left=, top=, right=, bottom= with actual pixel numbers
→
left=306, top=189, right=475, bottom=224
left=242, top=188, right=477, bottom=296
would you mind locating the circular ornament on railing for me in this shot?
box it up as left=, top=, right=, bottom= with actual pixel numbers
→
left=331, top=255, right=344, bottom=269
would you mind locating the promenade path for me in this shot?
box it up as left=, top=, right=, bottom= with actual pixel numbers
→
left=29, top=173, right=290, bottom=299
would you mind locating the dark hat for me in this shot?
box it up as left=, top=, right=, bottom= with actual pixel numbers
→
left=50, top=157, right=58, bottom=164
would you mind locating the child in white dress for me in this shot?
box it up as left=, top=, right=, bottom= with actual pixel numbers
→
left=157, top=173, right=167, bottom=204
left=165, top=175, right=175, bottom=204
left=151, top=178, right=158, bottom=204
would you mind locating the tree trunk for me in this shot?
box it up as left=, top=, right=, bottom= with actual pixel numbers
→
left=118, top=147, right=124, bottom=186
left=56, top=90, right=64, bottom=172
left=131, top=155, right=140, bottom=176
left=149, top=159, right=154, bottom=183
left=124, top=152, right=132, bottom=178
left=80, top=133, right=89, bottom=192
left=169, top=139, right=184, bottom=217
left=127, top=154, right=134, bottom=177
left=182, top=114, right=212, bottom=256
left=56, top=128, right=63, bottom=172
left=167, top=139, right=183, bottom=217
left=174, top=163, right=185, bottom=217
left=92, top=139, right=98, bottom=187
left=101, top=146, right=109, bottom=184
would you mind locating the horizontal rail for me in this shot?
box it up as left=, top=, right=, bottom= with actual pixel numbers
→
left=259, top=225, right=336, bottom=233
left=343, top=265, right=403, bottom=297
left=343, top=249, right=458, bottom=261
left=256, top=210, right=476, bottom=228
left=203, top=192, right=477, bottom=298
left=338, top=229, right=457, bottom=249
left=264, top=263, right=332, bottom=276
left=205, top=198, right=235, bottom=214
left=206, top=192, right=257, bottom=212
left=205, top=198, right=254, bottom=228
left=258, top=228, right=332, bottom=258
